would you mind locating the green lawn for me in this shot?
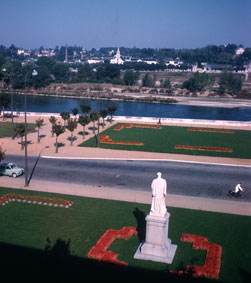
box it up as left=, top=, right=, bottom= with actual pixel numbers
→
left=79, top=123, right=251, bottom=159
left=0, top=187, right=250, bottom=282
left=0, top=121, right=36, bottom=137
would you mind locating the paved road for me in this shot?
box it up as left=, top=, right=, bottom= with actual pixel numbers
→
left=4, top=154, right=251, bottom=201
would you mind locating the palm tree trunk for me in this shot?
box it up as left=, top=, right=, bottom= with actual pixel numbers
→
left=55, top=136, right=58, bottom=153
left=82, top=126, right=85, bottom=140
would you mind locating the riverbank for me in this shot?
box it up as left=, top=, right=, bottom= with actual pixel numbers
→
left=2, top=86, right=251, bottom=109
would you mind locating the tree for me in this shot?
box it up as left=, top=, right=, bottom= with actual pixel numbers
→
left=49, top=116, right=57, bottom=137
left=218, top=72, right=242, bottom=95
left=100, top=109, right=107, bottom=128
left=78, top=114, right=90, bottom=140
left=0, top=93, right=11, bottom=120
left=107, top=105, right=117, bottom=122
left=182, top=72, right=215, bottom=92
left=72, top=108, right=79, bottom=117
left=60, top=112, right=70, bottom=128
left=52, top=122, right=65, bottom=153
left=37, top=56, right=56, bottom=72
left=14, top=123, right=25, bottom=150
left=142, top=73, right=155, bottom=87
left=35, top=118, right=44, bottom=143
left=0, top=144, right=6, bottom=163
left=78, top=64, right=94, bottom=81
left=80, top=104, right=91, bottom=115
left=123, top=70, right=139, bottom=86
left=90, top=112, right=99, bottom=134
left=52, top=63, right=69, bottom=82
left=66, top=118, right=78, bottom=146
left=33, top=65, right=51, bottom=88
left=161, top=79, right=171, bottom=89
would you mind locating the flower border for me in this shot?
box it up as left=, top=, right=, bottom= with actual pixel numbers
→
left=99, top=135, right=143, bottom=146
left=171, top=234, right=222, bottom=279
left=174, top=145, right=233, bottom=153
left=0, top=193, right=73, bottom=208
left=114, top=124, right=162, bottom=131
left=187, top=128, right=234, bottom=134
left=88, top=227, right=138, bottom=266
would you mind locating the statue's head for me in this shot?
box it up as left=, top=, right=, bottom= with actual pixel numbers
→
left=157, top=172, right=162, bottom=178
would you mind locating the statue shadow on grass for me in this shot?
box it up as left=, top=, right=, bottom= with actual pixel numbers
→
left=133, top=207, right=146, bottom=242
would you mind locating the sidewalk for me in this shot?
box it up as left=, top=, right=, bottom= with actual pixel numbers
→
left=1, top=177, right=250, bottom=216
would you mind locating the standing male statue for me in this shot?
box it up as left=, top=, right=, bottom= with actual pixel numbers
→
left=150, top=172, right=167, bottom=217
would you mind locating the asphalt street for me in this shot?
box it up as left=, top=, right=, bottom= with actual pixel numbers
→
left=4, top=154, right=251, bottom=201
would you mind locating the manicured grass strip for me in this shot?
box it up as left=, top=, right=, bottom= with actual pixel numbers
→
left=0, top=186, right=250, bottom=283
left=0, top=122, right=36, bottom=137
left=79, top=123, right=251, bottom=159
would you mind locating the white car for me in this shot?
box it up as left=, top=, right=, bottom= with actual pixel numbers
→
left=0, top=163, right=24, bottom=178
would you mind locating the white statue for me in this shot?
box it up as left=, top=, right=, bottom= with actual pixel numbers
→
left=150, top=172, right=167, bottom=217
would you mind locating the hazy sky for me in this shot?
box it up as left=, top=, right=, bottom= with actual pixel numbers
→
left=0, top=0, right=250, bottom=49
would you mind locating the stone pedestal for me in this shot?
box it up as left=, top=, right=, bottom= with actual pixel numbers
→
left=134, top=212, right=177, bottom=264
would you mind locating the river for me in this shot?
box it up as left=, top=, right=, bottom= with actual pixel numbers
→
left=6, top=94, right=251, bottom=121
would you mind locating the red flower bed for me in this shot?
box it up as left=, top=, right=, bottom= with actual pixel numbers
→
left=171, top=234, right=222, bottom=279
left=174, top=145, right=233, bottom=153
left=114, top=124, right=162, bottom=131
left=88, top=227, right=138, bottom=266
left=0, top=193, right=73, bottom=208
left=99, top=135, right=143, bottom=146
left=187, top=128, right=234, bottom=134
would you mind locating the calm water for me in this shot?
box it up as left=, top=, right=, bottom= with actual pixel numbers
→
left=7, top=94, right=251, bottom=121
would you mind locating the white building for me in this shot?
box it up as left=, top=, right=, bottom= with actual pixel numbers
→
left=144, top=60, right=158, bottom=65
left=235, top=47, right=245, bottom=55
left=110, top=48, right=124, bottom=64
left=88, top=59, right=104, bottom=64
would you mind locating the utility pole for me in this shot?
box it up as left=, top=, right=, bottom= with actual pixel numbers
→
left=24, top=69, right=38, bottom=187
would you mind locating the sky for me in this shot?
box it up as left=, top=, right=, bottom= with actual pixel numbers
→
left=0, top=0, right=250, bottom=50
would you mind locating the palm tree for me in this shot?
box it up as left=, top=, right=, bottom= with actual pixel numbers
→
left=35, top=118, right=44, bottom=143
left=49, top=116, right=57, bottom=137
left=72, top=108, right=79, bottom=117
left=78, top=114, right=90, bottom=140
left=60, top=111, right=70, bottom=128
left=100, top=109, right=107, bottom=128
left=107, top=105, right=117, bottom=122
left=90, top=112, right=99, bottom=134
left=66, top=118, right=78, bottom=146
left=52, top=122, right=65, bottom=153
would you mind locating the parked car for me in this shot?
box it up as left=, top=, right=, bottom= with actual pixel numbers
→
left=0, top=163, right=24, bottom=178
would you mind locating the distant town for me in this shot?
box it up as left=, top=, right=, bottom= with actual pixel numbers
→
left=0, top=44, right=251, bottom=99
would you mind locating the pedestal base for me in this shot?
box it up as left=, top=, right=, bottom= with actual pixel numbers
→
left=134, top=242, right=177, bottom=264
left=134, top=212, right=177, bottom=264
